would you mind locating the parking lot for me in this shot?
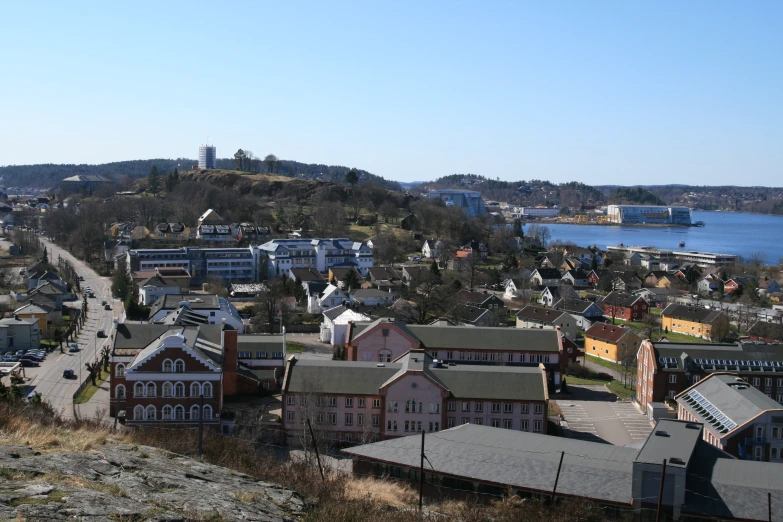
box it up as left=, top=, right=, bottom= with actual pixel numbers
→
left=557, top=385, right=656, bottom=446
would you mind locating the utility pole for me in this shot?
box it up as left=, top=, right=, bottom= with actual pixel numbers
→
left=655, top=459, right=667, bottom=522
left=198, top=394, right=204, bottom=458
left=551, top=451, right=565, bottom=503
left=306, top=418, right=325, bottom=482
left=419, top=430, right=425, bottom=512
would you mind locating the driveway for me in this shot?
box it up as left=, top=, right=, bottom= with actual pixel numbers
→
left=288, top=333, right=335, bottom=360
left=557, top=385, right=653, bottom=446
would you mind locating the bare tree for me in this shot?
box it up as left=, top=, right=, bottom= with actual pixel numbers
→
left=711, top=313, right=731, bottom=342
left=253, top=279, right=288, bottom=333
left=463, top=252, right=481, bottom=290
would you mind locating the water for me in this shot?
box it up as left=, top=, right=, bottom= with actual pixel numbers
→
left=533, top=211, right=783, bottom=262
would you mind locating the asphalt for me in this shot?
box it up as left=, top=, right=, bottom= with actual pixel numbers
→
left=19, top=239, right=122, bottom=420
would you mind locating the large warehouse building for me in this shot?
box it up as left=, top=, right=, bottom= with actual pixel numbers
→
left=606, top=205, right=692, bottom=225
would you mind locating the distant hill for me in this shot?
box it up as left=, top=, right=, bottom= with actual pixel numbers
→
left=0, top=157, right=402, bottom=192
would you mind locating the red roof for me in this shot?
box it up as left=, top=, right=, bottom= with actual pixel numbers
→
left=584, top=323, right=635, bottom=343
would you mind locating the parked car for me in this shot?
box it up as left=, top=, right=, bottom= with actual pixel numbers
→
left=78, top=276, right=84, bottom=281
left=62, top=368, right=75, bottom=379
left=88, top=293, right=96, bottom=298
left=104, top=304, right=111, bottom=310
left=97, top=329, right=106, bottom=338
left=68, top=344, right=80, bottom=353
left=20, top=359, right=39, bottom=367
left=101, top=300, right=107, bottom=306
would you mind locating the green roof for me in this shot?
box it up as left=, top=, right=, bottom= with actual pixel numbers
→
left=285, top=360, right=400, bottom=395
left=406, top=325, right=559, bottom=352
left=431, top=364, right=547, bottom=401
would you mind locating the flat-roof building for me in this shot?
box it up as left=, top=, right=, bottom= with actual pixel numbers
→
left=606, top=205, right=692, bottom=225
left=428, top=190, right=486, bottom=218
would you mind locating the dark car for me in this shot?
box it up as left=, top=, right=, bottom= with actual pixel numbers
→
left=104, top=304, right=111, bottom=311
left=63, top=368, right=75, bottom=379
left=597, top=372, right=613, bottom=381
left=20, top=359, right=39, bottom=367
left=68, top=344, right=80, bottom=353
left=96, top=329, right=106, bottom=338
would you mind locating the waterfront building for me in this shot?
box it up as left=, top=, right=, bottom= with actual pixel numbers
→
left=198, top=145, right=217, bottom=169
left=427, top=189, right=486, bottom=218
left=606, top=245, right=737, bottom=267
left=518, top=206, right=559, bottom=218
left=606, top=205, right=692, bottom=225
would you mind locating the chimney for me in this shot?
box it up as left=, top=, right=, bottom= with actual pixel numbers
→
left=221, top=327, right=238, bottom=397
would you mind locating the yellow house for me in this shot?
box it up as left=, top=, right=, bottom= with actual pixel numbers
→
left=13, top=304, right=51, bottom=336
left=661, top=304, right=726, bottom=340
left=584, top=323, right=642, bottom=363
left=656, top=275, right=684, bottom=289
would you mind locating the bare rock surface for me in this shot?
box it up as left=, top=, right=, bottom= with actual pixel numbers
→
left=0, top=442, right=304, bottom=521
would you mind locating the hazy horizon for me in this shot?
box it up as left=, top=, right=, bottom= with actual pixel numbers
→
left=1, top=2, right=781, bottom=185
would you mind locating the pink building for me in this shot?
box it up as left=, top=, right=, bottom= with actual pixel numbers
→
left=345, top=318, right=564, bottom=387
left=281, top=349, right=549, bottom=445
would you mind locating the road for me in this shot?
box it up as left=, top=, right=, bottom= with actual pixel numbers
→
left=674, top=295, right=781, bottom=323
left=22, top=239, right=122, bottom=419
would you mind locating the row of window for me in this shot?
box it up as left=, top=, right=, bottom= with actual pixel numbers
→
left=287, top=395, right=382, bottom=408
left=287, top=411, right=382, bottom=427
left=123, top=381, right=213, bottom=399
left=286, top=396, right=543, bottom=415
left=132, top=404, right=212, bottom=421
left=447, top=401, right=542, bottom=415
left=237, top=351, right=285, bottom=359
left=116, top=358, right=188, bottom=377
left=446, top=417, right=543, bottom=431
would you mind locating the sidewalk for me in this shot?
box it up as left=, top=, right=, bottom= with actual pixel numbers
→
left=74, top=377, right=111, bottom=424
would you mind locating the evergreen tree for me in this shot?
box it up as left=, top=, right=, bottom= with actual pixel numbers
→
left=165, top=169, right=179, bottom=193
left=342, top=269, right=361, bottom=291
left=430, top=260, right=440, bottom=277
left=147, top=165, right=160, bottom=194
left=345, top=169, right=358, bottom=185
left=42, top=246, right=48, bottom=264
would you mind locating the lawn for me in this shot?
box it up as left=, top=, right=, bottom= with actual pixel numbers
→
left=586, top=354, right=623, bottom=372
left=73, top=370, right=108, bottom=405
left=565, top=376, right=607, bottom=385
left=610, top=318, right=647, bottom=330
left=659, top=331, right=709, bottom=343
left=287, top=341, right=305, bottom=353
left=649, top=308, right=662, bottom=316
left=347, top=224, right=371, bottom=242
left=607, top=380, right=636, bottom=400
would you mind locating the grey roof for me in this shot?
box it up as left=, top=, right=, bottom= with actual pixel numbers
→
left=343, top=424, right=638, bottom=505
left=367, top=266, right=401, bottom=281
left=429, top=363, right=547, bottom=401
left=0, top=317, right=38, bottom=327
left=139, top=274, right=173, bottom=288
left=679, top=374, right=783, bottom=433
left=662, top=304, right=723, bottom=323
left=149, top=294, right=220, bottom=317
left=515, top=306, right=570, bottom=324
left=289, top=268, right=324, bottom=282
left=237, top=334, right=285, bottom=353
left=323, top=304, right=348, bottom=321
left=450, top=304, right=490, bottom=323
left=533, top=268, right=562, bottom=279
left=349, top=318, right=418, bottom=344
left=405, top=325, right=560, bottom=353
left=552, top=298, right=596, bottom=314
left=600, top=291, right=645, bottom=308
left=154, top=307, right=210, bottom=327
left=285, top=359, right=400, bottom=395
left=635, top=419, right=702, bottom=468
left=112, top=324, right=184, bottom=353
left=748, top=320, right=783, bottom=340
left=350, top=288, right=396, bottom=299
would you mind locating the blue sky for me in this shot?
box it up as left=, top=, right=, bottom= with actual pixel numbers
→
left=1, top=1, right=781, bottom=185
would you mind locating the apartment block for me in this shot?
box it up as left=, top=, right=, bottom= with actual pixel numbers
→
left=256, top=238, right=373, bottom=279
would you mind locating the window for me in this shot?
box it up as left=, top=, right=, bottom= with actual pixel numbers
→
left=387, top=401, right=398, bottom=413
left=357, top=414, right=364, bottom=426
left=462, top=402, right=471, bottom=412
left=503, top=420, right=512, bottom=429
left=300, top=396, right=308, bottom=406
left=766, top=378, right=773, bottom=387
left=146, top=382, right=156, bottom=398
left=175, top=359, right=185, bottom=373
left=447, top=418, right=455, bottom=428
left=191, top=405, right=201, bottom=420
left=203, top=405, right=213, bottom=419
left=474, top=418, right=483, bottom=426
left=174, top=382, right=185, bottom=397
left=773, top=448, right=780, bottom=460
left=753, top=377, right=761, bottom=387
left=429, top=422, right=440, bottom=432
left=491, top=403, right=500, bottom=413
left=145, top=405, right=156, bottom=421
left=287, top=395, right=295, bottom=406
left=668, top=390, right=676, bottom=399
left=778, top=379, right=783, bottom=387
left=491, top=419, right=500, bottom=428
left=756, top=425, right=765, bottom=443
left=521, top=404, right=529, bottom=414
left=162, top=405, right=173, bottom=420
left=534, top=404, right=542, bottom=414
left=521, top=420, right=529, bottom=432
left=461, top=417, right=470, bottom=425
left=328, top=397, right=337, bottom=407
left=372, top=414, right=380, bottom=426
left=115, top=364, right=125, bottom=377
left=316, top=397, right=325, bottom=407
left=345, top=413, right=353, bottom=426
left=287, top=411, right=295, bottom=422
left=386, top=420, right=397, bottom=431
left=475, top=402, right=483, bottom=412
left=534, top=421, right=542, bottom=432
left=160, top=382, right=171, bottom=397
left=345, top=398, right=353, bottom=408
left=202, top=382, right=212, bottom=398
left=773, top=427, right=780, bottom=439
left=503, top=403, right=513, bottom=413
left=358, top=398, right=366, bottom=408
left=669, top=375, right=677, bottom=384
left=162, top=359, right=173, bottom=372
left=115, top=385, right=126, bottom=400
left=190, top=382, right=202, bottom=397
left=134, top=405, right=145, bottom=420
left=373, top=399, right=381, bottom=409
left=429, top=403, right=440, bottom=414
left=174, top=405, right=184, bottom=420
left=447, top=402, right=455, bottom=411
left=693, top=375, right=700, bottom=384
left=755, top=446, right=763, bottom=461
left=507, top=353, right=514, bottom=362
left=378, top=351, right=392, bottom=363
left=446, top=351, right=453, bottom=360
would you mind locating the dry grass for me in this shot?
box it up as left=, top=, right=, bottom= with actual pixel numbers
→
left=344, top=476, right=417, bottom=508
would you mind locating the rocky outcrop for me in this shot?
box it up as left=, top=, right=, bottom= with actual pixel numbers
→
left=0, top=442, right=303, bottom=521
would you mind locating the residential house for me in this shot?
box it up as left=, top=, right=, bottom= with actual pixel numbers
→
left=350, top=288, right=397, bottom=307
left=344, top=319, right=565, bottom=386
left=515, top=306, right=576, bottom=340
left=584, top=323, right=641, bottom=363
left=640, top=256, right=661, bottom=270
left=320, top=305, right=371, bottom=345
left=657, top=274, right=686, bottom=290
left=758, top=277, right=783, bottom=297
left=538, top=287, right=560, bottom=307
left=13, top=304, right=51, bottom=336
left=365, top=266, right=403, bottom=292
left=328, top=267, right=363, bottom=289
left=422, top=240, right=444, bottom=260
left=623, top=252, right=642, bottom=267
left=676, top=373, right=783, bottom=462
left=228, top=283, right=266, bottom=299
left=503, top=273, right=533, bottom=299
left=0, top=316, right=41, bottom=351
left=281, top=349, right=549, bottom=445
left=401, top=266, right=431, bottom=285
left=562, top=245, right=602, bottom=265
left=110, top=324, right=261, bottom=428
left=448, top=304, right=497, bottom=327
left=26, top=270, right=63, bottom=291
left=148, top=295, right=244, bottom=333
left=611, top=273, right=643, bottom=291
left=600, top=291, right=649, bottom=321
left=454, top=290, right=505, bottom=311
left=559, top=257, right=586, bottom=272
left=439, top=253, right=463, bottom=272
left=304, top=281, right=330, bottom=314
left=26, top=281, right=66, bottom=311
left=633, top=287, right=670, bottom=308
left=561, top=269, right=590, bottom=288
left=645, top=271, right=669, bottom=287
left=138, top=274, right=182, bottom=306
left=318, top=284, right=349, bottom=310
left=530, top=268, right=561, bottom=289
left=725, top=276, right=753, bottom=295
left=747, top=321, right=783, bottom=343
left=661, top=304, right=727, bottom=341
left=459, top=241, right=488, bottom=259
left=587, top=270, right=601, bottom=287
left=551, top=298, right=604, bottom=330
left=154, top=222, right=189, bottom=239
left=696, top=275, right=722, bottom=296
left=399, top=213, right=419, bottom=230
left=288, top=267, right=325, bottom=283
left=635, top=339, right=783, bottom=408
left=131, top=268, right=191, bottom=292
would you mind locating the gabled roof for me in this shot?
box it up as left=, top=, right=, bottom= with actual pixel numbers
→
left=600, top=291, right=645, bottom=308
left=455, top=290, right=499, bottom=305
left=405, top=325, right=560, bottom=353
left=662, top=304, right=723, bottom=324
left=349, top=317, right=419, bottom=345
left=584, top=324, right=636, bottom=344
left=290, top=268, right=324, bottom=282
left=154, top=306, right=210, bottom=327
left=533, top=268, right=562, bottom=279
left=552, top=298, right=597, bottom=315
left=515, top=306, right=570, bottom=324
left=748, top=321, right=783, bottom=340
left=367, top=266, right=401, bottom=281
left=563, top=269, right=590, bottom=279
left=450, top=304, right=491, bottom=324
left=350, top=288, right=395, bottom=299
left=322, top=304, right=348, bottom=321
left=13, top=304, right=49, bottom=315
left=140, top=274, right=174, bottom=288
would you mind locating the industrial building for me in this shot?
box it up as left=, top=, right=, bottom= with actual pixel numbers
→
left=428, top=190, right=486, bottom=218
left=606, top=205, right=692, bottom=225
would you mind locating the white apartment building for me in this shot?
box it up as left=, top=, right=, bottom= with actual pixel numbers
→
left=255, top=238, right=373, bottom=279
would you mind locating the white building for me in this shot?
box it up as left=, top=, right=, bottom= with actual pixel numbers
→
left=255, top=238, right=373, bottom=279
left=518, top=207, right=558, bottom=218
left=138, top=274, right=181, bottom=306
left=198, top=145, right=217, bottom=169
left=148, top=295, right=244, bottom=333
left=606, top=205, right=692, bottom=225
left=320, top=305, right=371, bottom=344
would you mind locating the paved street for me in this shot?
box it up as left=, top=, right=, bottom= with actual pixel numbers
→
left=558, top=385, right=653, bottom=446
left=20, top=239, right=121, bottom=420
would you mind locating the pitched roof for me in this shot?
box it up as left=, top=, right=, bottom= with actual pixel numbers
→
left=285, top=359, right=400, bottom=395
left=237, top=334, right=285, bottom=353
left=13, top=304, right=49, bottom=315
left=552, top=298, right=596, bottom=314
left=515, top=306, right=570, bottom=324
left=342, top=424, right=637, bottom=505
left=584, top=324, right=636, bottom=344
left=647, top=341, right=783, bottom=372
left=289, top=268, right=324, bottom=282
left=455, top=290, right=496, bottom=305
left=748, top=321, right=783, bottom=340
left=149, top=294, right=221, bottom=317
left=139, top=274, right=173, bottom=288
left=367, top=266, right=401, bottom=281
left=154, top=307, right=210, bottom=327
left=322, top=304, right=348, bottom=321
left=533, top=268, right=562, bottom=279
left=405, top=325, right=560, bottom=353
left=349, top=318, right=419, bottom=345
left=662, top=304, right=724, bottom=323
left=350, top=288, right=395, bottom=299
left=600, top=291, right=645, bottom=308
left=450, top=304, right=491, bottom=323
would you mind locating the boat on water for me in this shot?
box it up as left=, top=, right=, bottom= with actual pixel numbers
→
left=679, top=241, right=685, bottom=247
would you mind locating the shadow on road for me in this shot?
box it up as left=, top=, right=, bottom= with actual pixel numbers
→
left=566, top=384, right=617, bottom=402
left=568, top=432, right=611, bottom=445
